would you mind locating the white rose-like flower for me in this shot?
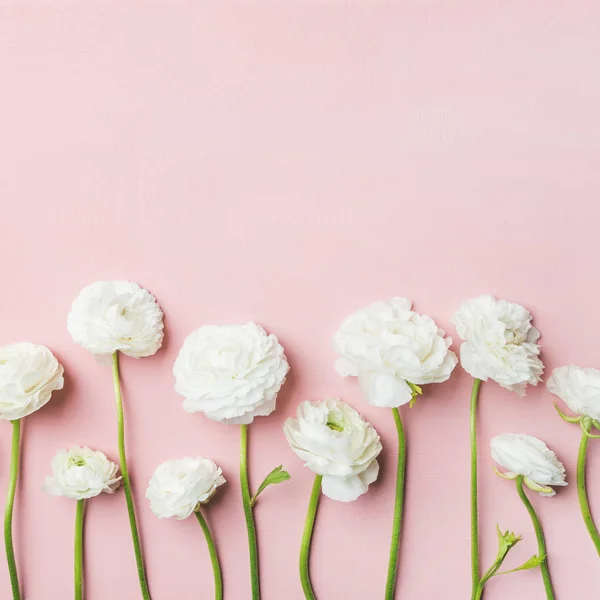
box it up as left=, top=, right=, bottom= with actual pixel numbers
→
left=491, top=434, right=567, bottom=497
left=451, top=294, right=543, bottom=395
left=173, top=323, right=290, bottom=425
left=0, top=342, right=64, bottom=420
left=284, top=398, right=382, bottom=502
left=333, top=298, right=457, bottom=408
left=547, top=365, right=600, bottom=421
left=67, top=280, right=164, bottom=358
left=44, top=447, right=121, bottom=500
left=146, top=457, right=225, bottom=520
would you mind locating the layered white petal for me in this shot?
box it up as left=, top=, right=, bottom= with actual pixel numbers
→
left=146, top=457, right=225, bottom=520
left=67, top=280, right=164, bottom=358
left=547, top=365, right=600, bottom=421
left=44, top=447, right=121, bottom=500
left=490, top=434, right=567, bottom=497
left=174, top=323, right=289, bottom=424
left=284, top=398, right=382, bottom=502
left=451, top=295, right=543, bottom=394
left=0, top=342, right=64, bottom=420
left=333, top=298, right=457, bottom=407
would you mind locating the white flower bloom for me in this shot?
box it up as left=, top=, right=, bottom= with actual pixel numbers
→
left=333, top=298, right=457, bottom=408
left=173, top=323, right=289, bottom=425
left=491, top=434, right=567, bottom=497
left=67, top=280, right=164, bottom=358
left=44, top=447, right=121, bottom=500
left=146, top=457, right=225, bottom=520
left=284, top=398, right=382, bottom=502
left=547, top=365, right=600, bottom=421
left=0, top=342, right=64, bottom=420
left=451, top=295, right=543, bottom=395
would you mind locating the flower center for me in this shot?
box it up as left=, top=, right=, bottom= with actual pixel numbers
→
left=69, top=457, right=87, bottom=467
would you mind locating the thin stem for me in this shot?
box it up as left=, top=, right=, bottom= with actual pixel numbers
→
left=4, top=419, right=21, bottom=600
left=112, top=352, right=151, bottom=600
left=515, top=476, right=555, bottom=600
left=74, top=500, right=85, bottom=600
left=195, top=510, right=223, bottom=600
left=470, top=378, right=482, bottom=600
left=385, top=407, right=407, bottom=600
left=299, top=474, right=322, bottom=600
left=577, top=425, right=600, bottom=554
left=240, top=424, right=260, bottom=600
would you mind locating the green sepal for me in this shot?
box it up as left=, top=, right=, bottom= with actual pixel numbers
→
left=250, top=465, right=291, bottom=507
left=523, top=477, right=554, bottom=495
left=408, top=382, right=423, bottom=408
left=496, top=554, right=546, bottom=576
left=494, top=466, right=518, bottom=481
left=553, top=403, right=581, bottom=424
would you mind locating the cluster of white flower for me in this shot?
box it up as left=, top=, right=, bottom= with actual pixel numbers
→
left=5, top=281, right=600, bottom=600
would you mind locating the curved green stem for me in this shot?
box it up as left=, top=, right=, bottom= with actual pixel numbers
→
left=112, top=352, right=151, bottom=600
left=4, top=419, right=21, bottom=600
left=195, top=510, right=223, bottom=600
left=74, top=500, right=85, bottom=600
left=577, top=425, right=600, bottom=554
left=385, top=407, right=407, bottom=600
left=515, top=476, right=555, bottom=600
left=469, top=378, right=482, bottom=600
left=299, top=474, right=322, bottom=600
left=240, top=424, right=260, bottom=600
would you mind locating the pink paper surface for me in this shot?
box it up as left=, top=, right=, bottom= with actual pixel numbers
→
left=1, top=2, right=599, bottom=599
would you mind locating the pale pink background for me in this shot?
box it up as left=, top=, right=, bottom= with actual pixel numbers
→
left=0, top=2, right=599, bottom=599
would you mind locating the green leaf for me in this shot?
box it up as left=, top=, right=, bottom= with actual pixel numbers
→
left=250, top=466, right=291, bottom=507
left=496, top=554, right=546, bottom=576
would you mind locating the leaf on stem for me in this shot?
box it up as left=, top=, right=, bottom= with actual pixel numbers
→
left=250, top=465, right=291, bottom=507
left=496, top=554, right=546, bottom=576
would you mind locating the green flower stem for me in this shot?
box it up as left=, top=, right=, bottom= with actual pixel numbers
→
left=195, top=510, right=223, bottom=600
left=299, top=474, right=322, bottom=600
left=515, top=476, right=555, bottom=600
left=112, top=352, right=151, bottom=600
left=74, top=500, right=85, bottom=600
left=240, top=424, right=260, bottom=600
left=470, top=378, right=483, bottom=600
left=4, top=419, right=21, bottom=600
left=385, top=407, right=407, bottom=600
left=474, top=559, right=503, bottom=600
left=577, top=425, right=600, bottom=554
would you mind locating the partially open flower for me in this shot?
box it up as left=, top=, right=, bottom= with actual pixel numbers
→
left=491, top=434, right=567, bottom=496
left=451, top=295, right=543, bottom=395
left=67, top=280, right=164, bottom=358
left=44, top=447, right=121, bottom=500
left=333, top=298, right=457, bottom=408
left=173, top=323, right=289, bottom=425
left=146, top=457, right=225, bottom=520
left=547, top=365, right=600, bottom=421
left=0, top=342, right=64, bottom=420
left=284, top=398, right=382, bottom=502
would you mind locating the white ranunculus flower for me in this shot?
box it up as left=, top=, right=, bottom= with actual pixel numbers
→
left=284, top=398, right=382, bottom=502
left=333, top=298, right=458, bottom=408
left=547, top=365, right=600, bottom=421
left=173, top=323, right=290, bottom=425
left=146, top=457, right=226, bottom=520
left=67, top=280, right=164, bottom=358
left=491, top=434, right=567, bottom=497
left=0, top=342, right=64, bottom=420
left=44, top=447, right=121, bottom=500
left=451, top=294, right=543, bottom=395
